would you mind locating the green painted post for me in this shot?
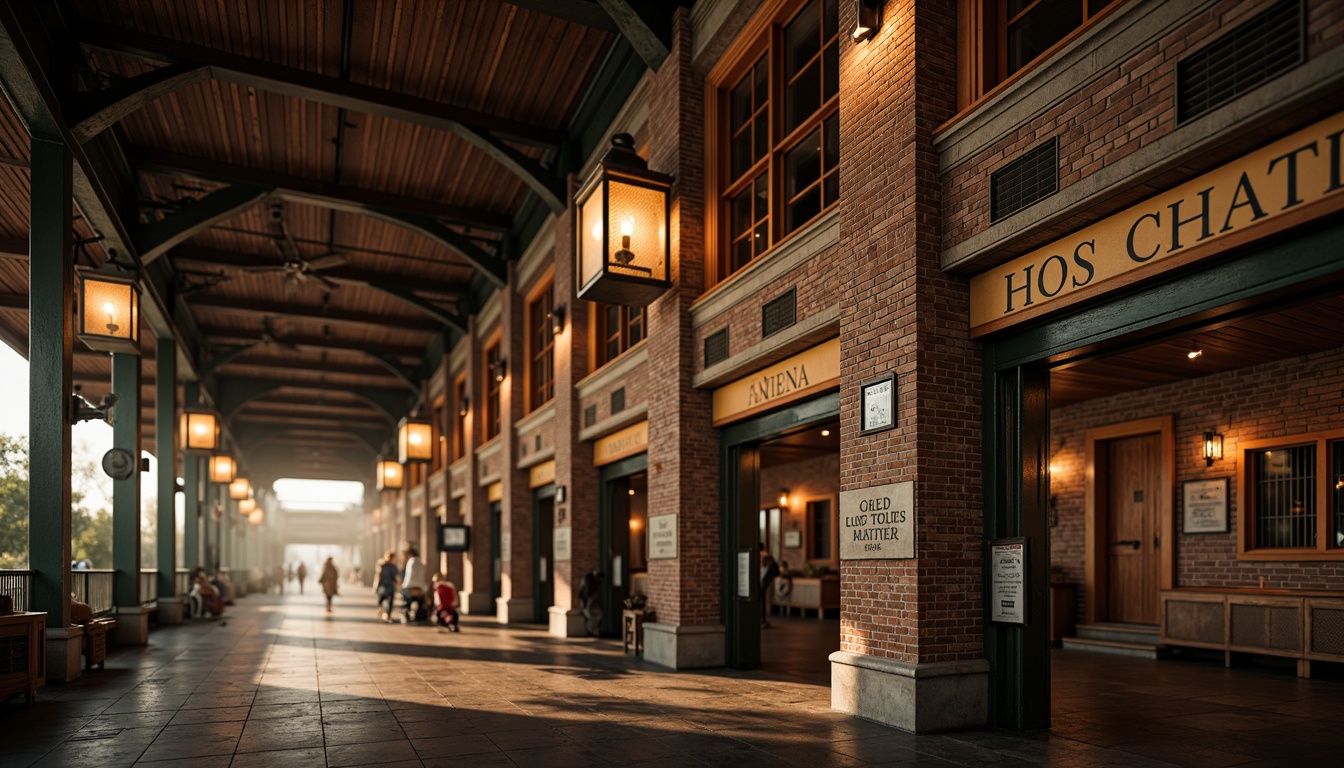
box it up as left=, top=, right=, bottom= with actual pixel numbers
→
left=183, top=380, right=200, bottom=570
left=27, top=139, right=74, bottom=629
left=156, top=337, right=177, bottom=597
left=112, top=352, right=142, bottom=608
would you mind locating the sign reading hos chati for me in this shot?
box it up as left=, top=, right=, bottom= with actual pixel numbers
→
left=839, top=481, right=914, bottom=560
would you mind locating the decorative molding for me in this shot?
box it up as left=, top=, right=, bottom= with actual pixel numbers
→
left=694, top=305, right=838, bottom=390
left=515, top=400, right=556, bottom=436
left=516, top=217, right=557, bottom=291
left=576, top=339, right=648, bottom=400
left=578, top=402, right=648, bottom=443
left=475, top=291, right=502, bottom=338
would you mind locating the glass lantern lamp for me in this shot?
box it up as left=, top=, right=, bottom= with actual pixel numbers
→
left=376, top=458, right=405, bottom=491
left=238, top=497, right=257, bottom=515
left=180, top=406, right=221, bottom=454
left=76, top=264, right=141, bottom=354
left=248, top=509, right=264, bottom=526
left=398, top=417, right=433, bottom=464
left=228, top=477, right=251, bottom=501
left=574, top=133, right=672, bottom=306
left=209, top=454, right=237, bottom=484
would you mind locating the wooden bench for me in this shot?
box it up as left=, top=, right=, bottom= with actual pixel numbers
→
left=82, top=617, right=117, bottom=671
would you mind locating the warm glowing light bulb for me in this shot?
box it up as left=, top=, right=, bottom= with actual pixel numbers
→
left=628, top=488, right=636, bottom=496
left=1187, top=349, right=1203, bottom=360
left=620, top=218, right=634, bottom=237
left=193, top=423, right=207, bottom=436
left=410, top=432, right=423, bottom=445
left=102, top=302, right=115, bottom=317
left=821, top=429, right=831, bottom=437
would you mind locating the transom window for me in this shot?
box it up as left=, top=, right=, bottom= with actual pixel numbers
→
left=715, top=0, right=840, bottom=286
left=1240, top=432, right=1344, bottom=559
left=453, top=376, right=468, bottom=461
left=528, top=286, right=555, bottom=412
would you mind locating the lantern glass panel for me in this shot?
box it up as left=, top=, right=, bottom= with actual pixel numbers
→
left=578, top=186, right=605, bottom=289
left=376, top=460, right=405, bottom=491
left=238, top=498, right=256, bottom=515
left=606, top=177, right=667, bottom=280
left=209, top=455, right=236, bottom=484
left=248, top=509, right=264, bottom=526
left=180, top=410, right=220, bottom=453
left=399, top=419, right=433, bottom=463
left=80, top=278, right=136, bottom=342
left=229, top=477, right=250, bottom=500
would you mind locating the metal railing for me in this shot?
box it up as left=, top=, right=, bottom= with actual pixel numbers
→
left=140, top=569, right=158, bottom=603
left=72, top=569, right=115, bottom=616
left=175, top=568, right=191, bottom=596
left=0, top=569, right=33, bottom=612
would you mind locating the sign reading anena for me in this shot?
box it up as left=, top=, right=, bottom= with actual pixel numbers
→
left=713, top=338, right=840, bottom=425
left=839, top=481, right=914, bottom=560
left=970, top=111, right=1344, bottom=334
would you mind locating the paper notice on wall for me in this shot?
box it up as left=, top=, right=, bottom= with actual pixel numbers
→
left=990, top=540, right=1027, bottom=624
left=648, top=514, right=678, bottom=559
left=554, top=527, right=572, bottom=562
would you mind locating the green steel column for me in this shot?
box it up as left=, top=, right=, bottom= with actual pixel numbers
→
left=155, top=337, right=177, bottom=597
left=112, top=352, right=142, bottom=607
left=27, top=139, right=74, bottom=629
left=183, top=380, right=200, bottom=570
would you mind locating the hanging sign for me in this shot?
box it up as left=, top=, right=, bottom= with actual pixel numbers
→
left=839, top=481, right=914, bottom=559
left=989, top=538, right=1028, bottom=624
left=554, top=527, right=572, bottom=562
left=648, top=514, right=678, bottom=559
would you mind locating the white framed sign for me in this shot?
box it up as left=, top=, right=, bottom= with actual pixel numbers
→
left=554, top=527, right=572, bottom=562
left=839, top=481, right=914, bottom=559
left=736, top=548, right=752, bottom=600
left=989, top=538, right=1027, bottom=624
left=501, top=532, right=512, bottom=562
left=783, top=530, right=801, bottom=548
left=1182, top=477, right=1229, bottom=534
left=648, top=514, right=678, bottom=559
left=860, top=373, right=896, bottom=434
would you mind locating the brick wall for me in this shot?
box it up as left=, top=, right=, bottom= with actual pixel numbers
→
left=579, top=352, right=649, bottom=430
left=1050, top=344, right=1344, bottom=619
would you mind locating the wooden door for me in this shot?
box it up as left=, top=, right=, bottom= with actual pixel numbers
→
left=1105, top=433, right=1161, bottom=624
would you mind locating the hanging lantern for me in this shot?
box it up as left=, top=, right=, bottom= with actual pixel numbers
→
left=248, top=509, right=264, bottom=526
left=376, top=459, right=405, bottom=491
left=398, top=417, right=433, bottom=464
left=574, top=133, right=672, bottom=306
left=228, top=476, right=251, bottom=500
left=180, top=406, right=221, bottom=454
left=76, top=264, right=141, bottom=354
left=237, top=497, right=256, bottom=515
left=209, top=454, right=236, bottom=484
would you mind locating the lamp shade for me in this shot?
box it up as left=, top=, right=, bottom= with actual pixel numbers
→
left=180, top=407, right=221, bottom=454
left=237, top=497, right=257, bottom=515
left=248, top=509, right=264, bottom=526
left=228, top=477, right=251, bottom=500
left=376, top=459, right=405, bottom=491
left=574, top=133, right=671, bottom=306
left=209, top=454, right=237, bottom=484
left=76, top=265, right=141, bottom=354
left=398, top=417, right=433, bottom=464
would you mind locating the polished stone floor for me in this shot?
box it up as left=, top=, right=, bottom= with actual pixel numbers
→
left=1, top=590, right=1340, bottom=767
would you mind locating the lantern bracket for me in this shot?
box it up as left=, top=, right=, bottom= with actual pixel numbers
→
left=71, top=386, right=117, bottom=424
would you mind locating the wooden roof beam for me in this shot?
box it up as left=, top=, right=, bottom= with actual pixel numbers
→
left=66, top=63, right=210, bottom=143
left=172, top=245, right=468, bottom=298
left=501, top=1, right=619, bottom=31
left=189, top=294, right=443, bottom=334
left=137, top=183, right=273, bottom=265
left=596, top=1, right=673, bottom=71
left=196, top=324, right=424, bottom=358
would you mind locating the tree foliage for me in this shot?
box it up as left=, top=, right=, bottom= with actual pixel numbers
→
left=0, top=434, right=27, bottom=569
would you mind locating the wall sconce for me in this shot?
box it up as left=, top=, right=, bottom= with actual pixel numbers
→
left=228, top=476, right=251, bottom=500
left=180, top=406, right=221, bottom=454
left=398, top=417, right=433, bottom=464
left=376, top=458, right=405, bottom=490
left=550, top=304, right=566, bottom=336
left=779, top=489, right=790, bottom=507
left=208, top=453, right=237, bottom=484
left=574, top=133, right=672, bottom=306
left=71, top=386, right=116, bottom=424
left=237, top=497, right=257, bottom=515
left=1203, top=430, right=1223, bottom=466
left=457, top=395, right=470, bottom=418
left=76, top=262, right=141, bottom=354
left=852, top=0, right=884, bottom=42
left=493, top=358, right=508, bottom=384
left=248, top=509, right=264, bottom=526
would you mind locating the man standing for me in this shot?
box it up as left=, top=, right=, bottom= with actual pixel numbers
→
left=400, top=546, right=428, bottom=623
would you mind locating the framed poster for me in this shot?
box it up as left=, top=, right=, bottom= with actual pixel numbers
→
left=989, top=538, right=1027, bottom=625
left=860, top=373, right=896, bottom=434
left=783, top=530, right=801, bottom=548
left=438, top=523, right=470, bottom=552
left=1182, top=477, right=1229, bottom=534
left=648, top=514, right=678, bottom=559
left=736, top=548, right=753, bottom=600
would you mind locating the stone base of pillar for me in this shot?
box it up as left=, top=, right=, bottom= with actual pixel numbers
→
left=643, top=622, right=725, bottom=669
left=112, top=605, right=151, bottom=646
left=548, top=606, right=586, bottom=638
left=495, top=597, right=533, bottom=624
left=460, top=591, right=494, bottom=616
left=156, top=596, right=184, bottom=626
left=45, top=625, right=84, bottom=683
left=829, top=652, right=989, bottom=733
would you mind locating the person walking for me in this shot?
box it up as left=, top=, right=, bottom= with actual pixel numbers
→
left=319, top=557, right=340, bottom=614
left=759, top=545, right=780, bottom=628
left=375, top=551, right=399, bottom=622
left=296, top=561, right=308, bottom=594
left=400, top=547, right=428, bottom=623
left=578, top=568, right=603, bottom=636
left=431, top=572, right=459, bottom=631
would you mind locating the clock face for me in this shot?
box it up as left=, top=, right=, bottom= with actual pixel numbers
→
left=102, top=448, right=136, bottom=480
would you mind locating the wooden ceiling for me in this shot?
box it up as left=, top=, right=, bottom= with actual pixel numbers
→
left=0, top=0, right=681, bottom=484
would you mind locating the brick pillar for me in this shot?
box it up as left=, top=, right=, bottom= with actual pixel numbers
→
left=551, top=185, right=600, bottom=637
left=498, top=264, right=534, bottom=622
left=829, top=0, right=986, bottom=732
left=641, top=10, right=722, bottom=669
left=459, top=316, right=493, bottom=615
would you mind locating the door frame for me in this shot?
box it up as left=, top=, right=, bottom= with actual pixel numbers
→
left=532, top=484, right=556, bottom=624
left=599, top=453, right=647, bottom=637
left=1083, top=415, right=1175, bottom=625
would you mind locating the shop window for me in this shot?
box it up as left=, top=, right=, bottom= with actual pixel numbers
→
left=593, top=303, right=645, bottom=369
left=957, top=0, right=1123, bottom=110
left=528, top=285, right=555, bottom=412
left=712, top=0, right=840, bottom=287
left=453, top=376, right=468, bottom=461
left=430, top=395, right=446, bottom=473
left=808, top=498, right=835, bottom=561
left=484, top=342, right=502, bottom=441
left=1241, top=433, right=1344, bottom=559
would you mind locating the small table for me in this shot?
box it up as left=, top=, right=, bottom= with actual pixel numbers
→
left=622, top=609, right=652, bottom=655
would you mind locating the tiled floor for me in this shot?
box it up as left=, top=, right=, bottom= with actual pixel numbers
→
left=1, top=590, right=1340, bottom=767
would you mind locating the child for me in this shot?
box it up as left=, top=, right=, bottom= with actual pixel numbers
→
left=431, top=572, right=459, bottom=632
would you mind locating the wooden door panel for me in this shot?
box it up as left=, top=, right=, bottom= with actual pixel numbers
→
left=1106, top=433, right=1161, bottom=624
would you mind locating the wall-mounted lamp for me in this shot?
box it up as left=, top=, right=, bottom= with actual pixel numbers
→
left=852, top=0, right=884, bottom=42
left=248, top=509, right=264, bottom=526
left=1202, top=430, right=1223, bottom=466
left=375, top=458, right=405, bottom=490
left=237, top=497, right=257, bottom=515
left=228, top=477, right=251, bottom=501
left=76, top=262, right=141, bottom=354
left=457, top=395, right=470, bottom=418
left=398, top=417, right=433, bottom=464
left=550, top=304, right=566, bottom=336
left=779, top=489, right=790, bottom=507
left=208, top=453, right=237, bottom=484
left=71, top=386, right=117, bottom=425
left=180, top=406, right=222, bottom=454
left=493, top=358, right=508, bottom=384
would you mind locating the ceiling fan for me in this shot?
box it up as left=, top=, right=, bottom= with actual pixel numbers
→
left=243, top=251, right=347, bottom=294
left=258, top=316, right=298, bottom=352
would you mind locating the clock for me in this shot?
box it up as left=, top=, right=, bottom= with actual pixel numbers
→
left=101, top=448, right=136, bottom=480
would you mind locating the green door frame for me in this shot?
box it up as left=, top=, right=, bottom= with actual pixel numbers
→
left=720, top=391, right=840, bottom=670
left=489, top=501, right=502, bottom=604
left=533, top=484, right=556, bottom=624
left=982, top=220, right=1344, bottom=730
left=599, top=453, right=648, bottom=637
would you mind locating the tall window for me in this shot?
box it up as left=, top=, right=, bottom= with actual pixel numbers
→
left=1241, top=433, right=1344, bottom=559
left=528, top=286, right=555, bottom=411
left=484, top=342, right=501, bottom=440
left=431, top=394, right=446, bottom=473
left=808, top=498, right=835, bottom=561
left=593, top=303, right=645, bottom=368
left=453, top=376, right=468, bottom=461
left=715, top=0, right=840, bottom=286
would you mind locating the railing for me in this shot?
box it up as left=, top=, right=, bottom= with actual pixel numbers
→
left=72, top=569, right=115, bottom=616
left=139, top=569, right=158, bottom=603
left=0, top=569, right=33, bottom=612
left=175, top=568, right=191, bottom=596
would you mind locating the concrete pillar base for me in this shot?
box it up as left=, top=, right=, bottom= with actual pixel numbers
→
left=460, top=591, right=494, bottom=616
left=496, top=597, right=534, bottom=624
left=643, top=622, right=725, bottom=669
left=113, top=605, right=151, bottom=646
left=548, top=607, right=586, bottom=637
left=829, top=652, right=989, bottom=733
left=45, top=625, right=84, bottom=683
left=156, top=596, right=184, bottom=625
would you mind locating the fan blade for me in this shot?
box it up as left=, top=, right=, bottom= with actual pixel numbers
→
left=283, top=273, right=299, bottom=296
left=242, top=265, right=289, bottom=273
left=313, top=272, right=339, bottom=291
left=305, top=254, right=347, bottom=271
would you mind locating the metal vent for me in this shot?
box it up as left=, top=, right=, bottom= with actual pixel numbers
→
left=1165, top=600, right=1224, bottom=644
left=584, top=405, right=597, bottom=428
left=0, top=634, right=25, bottom=674
left=1231, top=603, right=1301, bottom=650
left=1311, top=606, right=1344, bottom=656
left=762, top=288, right=797, bottom=338
left=535, top=435, right=542, bottom=452
left=990, top=138, right=1057, bottom=222
left=704, top=328, right=730, bottom=367
left=611, top=388, right=626, bottom=414
left=1177, top=0, right=1302, bottom=124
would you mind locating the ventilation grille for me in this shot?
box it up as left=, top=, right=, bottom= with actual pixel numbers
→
left=1230, top=603, right=1300, bottom=651
left=1177, top=0, right=1302, bottom=124
left=611, top=388, right=626, bottom=414
left=704, top=328, right=730, bottom=368
left=584, top=405, right=597, bottom=428
left=762, top=288, right=797, bottom=338
left=990, top=138, right=1057, bottom=222
left=1165, top=600, right=1224, bottom=645
left=535, top=435, right=542, bottom=452
left=0, top=634, right=25, bottom=675
left=1311, top=605, right=1344, bottom=657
